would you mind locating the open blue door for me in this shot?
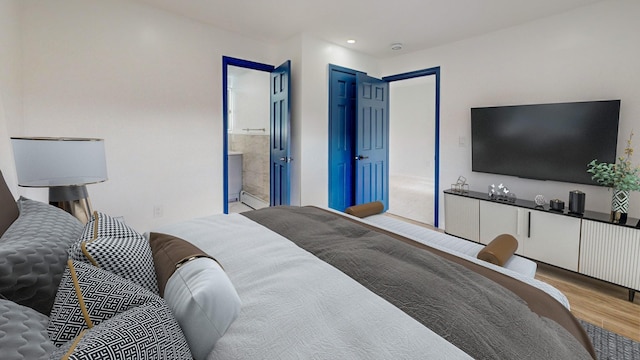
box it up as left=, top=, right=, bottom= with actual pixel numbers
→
left=328, top=67, right=357, bottom=211
left=270, top=60, right=291, bottom=206
left=355, top=73, right=389, bottom=210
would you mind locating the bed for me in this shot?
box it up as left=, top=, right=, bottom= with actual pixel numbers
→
left=0, top=170, right=595, bottom=359
left=154, top=206, right=595, bottom=360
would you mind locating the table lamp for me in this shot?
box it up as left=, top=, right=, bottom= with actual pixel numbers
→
left=11, top=137, right=107, bottom=224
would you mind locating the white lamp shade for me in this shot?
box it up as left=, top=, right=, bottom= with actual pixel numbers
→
left=11, top=137, right=108, bottom=187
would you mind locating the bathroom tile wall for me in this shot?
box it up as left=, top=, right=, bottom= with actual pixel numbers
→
left=229, top=134, right=270, bottom=203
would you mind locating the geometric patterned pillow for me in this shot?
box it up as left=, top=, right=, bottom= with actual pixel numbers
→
left=77, top=211, right=141, bottom=242
left=69, top=211, right=159, bottom=294
left=47, top=260, right=161, bottom=347
left=49, top=298, right=192, bottom=360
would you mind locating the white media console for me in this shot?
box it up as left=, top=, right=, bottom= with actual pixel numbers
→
left=444, top=189, right=640, bottom=302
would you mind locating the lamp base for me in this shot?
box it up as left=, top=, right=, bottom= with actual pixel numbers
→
left=49, top=185, right=93, bottom=224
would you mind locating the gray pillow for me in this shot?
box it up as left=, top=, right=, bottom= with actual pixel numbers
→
left=0, top=198, right=83, bottom=315
left=0, top=298, right=56, bottom=360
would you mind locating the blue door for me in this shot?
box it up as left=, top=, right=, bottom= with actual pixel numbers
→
left=270, top=60, right=291, bottom=206
left=328, top=68, right=357, bottom=211
left=355, top=73, right=389, bottom=210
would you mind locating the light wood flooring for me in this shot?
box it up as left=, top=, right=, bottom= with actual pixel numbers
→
left=535, top=263, right=639, bottom=342
left=384, top=213, right=640, bottom=342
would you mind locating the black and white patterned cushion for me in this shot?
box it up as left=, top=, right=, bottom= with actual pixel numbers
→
left=50, top=299, right=192, bottom=360
left=69, top=211, right=159, bottom=294
left=47, top=260, right=161, bottom=347
left=77, top=211, right=141, bottom=241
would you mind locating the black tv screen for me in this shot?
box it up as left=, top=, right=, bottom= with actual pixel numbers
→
left=471, top=100, right=620, bottom=185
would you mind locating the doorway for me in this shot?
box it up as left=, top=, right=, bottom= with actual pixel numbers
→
left=226, top=65, right=271, bottom=213
left=388, top=75, right=436, bottom=225
left=327, top=66, right=390, bottom=212
left=222, top=57, right=292, bottom=214
left=328, top=66, right=441, bottom=226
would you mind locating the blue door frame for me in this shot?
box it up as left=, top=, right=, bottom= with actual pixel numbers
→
left=382, top=67, right=441, bottom=227
left=222, top=56, right=274, bottom=214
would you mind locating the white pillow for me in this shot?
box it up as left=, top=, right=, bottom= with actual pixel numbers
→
left=164, top=257, right=241, bottom=360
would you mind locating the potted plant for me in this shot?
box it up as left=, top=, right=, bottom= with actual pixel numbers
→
left=587, top=132, right=640, bottom=223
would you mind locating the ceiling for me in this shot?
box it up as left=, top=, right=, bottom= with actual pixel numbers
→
left=132, top=0, right=603, bottom=58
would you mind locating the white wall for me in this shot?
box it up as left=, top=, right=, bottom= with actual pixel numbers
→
left=15, top=0, right=277, bottom=231
left=389, top=76, right=436, bottom=178
left=0, top=0, right=21, bottom=195
left=229, top=69, right=270, bottom=135
left=10, top=0, right=640, bottom=231
left=274, top=35, right=303, bottom=206
left=380, top=0, right=640, bottom=225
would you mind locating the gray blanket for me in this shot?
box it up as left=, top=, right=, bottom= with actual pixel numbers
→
left=243, top=206, right=593, bottom=360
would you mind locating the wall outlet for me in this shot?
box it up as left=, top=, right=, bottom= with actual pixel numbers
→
left=153, top=205, right=164, bottom=218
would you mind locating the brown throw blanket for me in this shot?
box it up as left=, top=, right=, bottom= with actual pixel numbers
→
left=243, top=206, right=595, bottom=360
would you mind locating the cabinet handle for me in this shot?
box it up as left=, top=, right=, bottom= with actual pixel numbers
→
left=527, top=211, right=531, bottom=238
left=516, top=208, right=521, bottom=235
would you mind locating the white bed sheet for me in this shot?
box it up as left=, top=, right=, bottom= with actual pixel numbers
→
left=154, top=213, right=472, bottom=360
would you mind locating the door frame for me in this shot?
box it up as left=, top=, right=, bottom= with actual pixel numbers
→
left=328, top=65, right=441, bottom=227
left=222, top=56, right=274, bottom=214
left=382, top=67, right=441, bottom=227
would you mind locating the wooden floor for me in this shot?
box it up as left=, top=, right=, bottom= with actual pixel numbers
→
left=384, top=213, right=640, bottom=342
left=535, top=263, right=640, bottom=342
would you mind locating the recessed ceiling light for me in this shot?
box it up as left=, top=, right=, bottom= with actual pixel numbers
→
left=391, top=43, right=403, bottom=51
left=347, top=39, right=356, bottom=44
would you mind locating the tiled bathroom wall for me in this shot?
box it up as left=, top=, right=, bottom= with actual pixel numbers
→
left=229, top=133, right=270, bottom=203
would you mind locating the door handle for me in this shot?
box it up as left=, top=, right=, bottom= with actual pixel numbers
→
left=279, top=157, right=293, bottom=163
left=355, top=155, right=369, bottom=160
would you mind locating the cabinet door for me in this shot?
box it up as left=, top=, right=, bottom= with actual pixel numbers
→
left=525, top=211, right=581, bottom=271
left=479, top=201, right=525, bottom=255
left=580, top=220, right=640, bottom=290
left=444, top=194, right=479, bottom=242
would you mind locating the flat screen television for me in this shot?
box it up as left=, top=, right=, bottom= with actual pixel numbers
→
left=471, top=100, right=621, bottom=185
